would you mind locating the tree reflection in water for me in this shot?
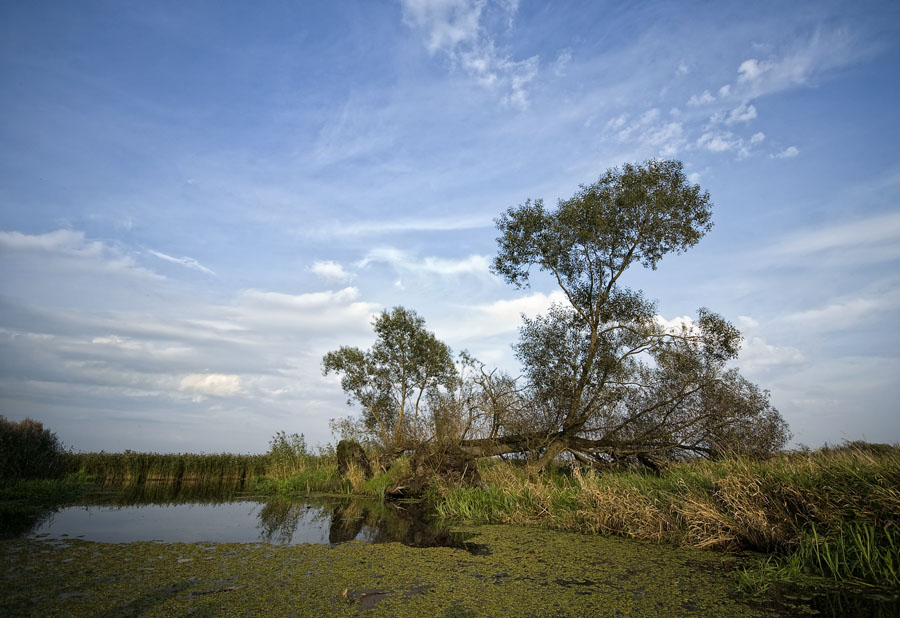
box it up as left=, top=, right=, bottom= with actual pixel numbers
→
left=255, top=497, right=488, bottom=553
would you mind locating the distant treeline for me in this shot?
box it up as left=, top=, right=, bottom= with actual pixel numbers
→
left=0, top=417, right=324, bottom=487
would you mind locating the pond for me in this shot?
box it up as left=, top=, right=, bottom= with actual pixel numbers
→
left=8, top=484, right=487, bottom=553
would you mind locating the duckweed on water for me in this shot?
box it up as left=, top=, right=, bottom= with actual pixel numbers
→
left=3, top=525, right=783, bottom=617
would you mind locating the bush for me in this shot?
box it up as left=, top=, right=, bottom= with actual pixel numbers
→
left=0, top=416, right=68, bottom=481
left=267, top=431, right=311, bottom=480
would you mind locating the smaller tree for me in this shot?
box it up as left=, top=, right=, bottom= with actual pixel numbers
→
left=323, top=307, right=456, bottom=452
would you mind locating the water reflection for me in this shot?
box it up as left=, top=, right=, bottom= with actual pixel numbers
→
left=12, top=483, right=485, bottom=553
left=768, top=583, right=900, bottom=618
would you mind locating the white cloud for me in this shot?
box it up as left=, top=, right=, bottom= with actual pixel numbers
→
left=772, top=145, right=799, bottom=159
left=239, top=286, right=361, bottom=310
left=676, top=61, right=689, bottom=76
left=717, top=84, right=731, bottom=98
left=179, top=373, right=243, bottom=398
left=309, top=260, right=353, bottom=282
left=436, top=290, right=568, bottom=342
left=605, top=114, right=628, bottom=130
left=640, top=108, right=661, bottom=124
left=687, top=90, right=715, bottom=106
left=697, top=131, right=738, bottom=152
left=92, top=335, right=142, bottom=351
left=730, top=29, right=866, bottom=98
left=479, top=291, right=567, bottom=326
left=401, top=0, right=484, bottom=53
left=0, top=229, right=98, bottom=254
left=554, top=49, right=572, bottom=76
left=359, top=247, right=492, bottom=277
left=148, top=250, right=215, bottom=275
left=750, top=132, right=766, bottom=144
left=399, top=0, right=538, bottom=109
left=737, top=315, right=759, bottom=329
left=0, top=229, right=161, bottom=280
left=786, top=295, right=898, bottom=330
left=610, top=111, right=686, bottom=157
left=737, top=58, right=770, bottom=83
left=308, top=214, right=492, bottom=238
left=655, top=314, right=697, bottom=334
left=727, top=102, right=757, bottom=124
left=738, top=336, right=806, bottom=373
left=766, top=209, right=900, bottom=266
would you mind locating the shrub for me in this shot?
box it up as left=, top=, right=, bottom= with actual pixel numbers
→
left=0, top=416, right=68, bottom=481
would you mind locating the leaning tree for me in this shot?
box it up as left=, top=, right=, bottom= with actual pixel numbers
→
left=457, top=160, right=789, bottom=468
left=323, top=161, right=789, bottom=472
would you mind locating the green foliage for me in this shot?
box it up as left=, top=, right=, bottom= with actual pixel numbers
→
left=252, top=464, right=341, bottom=495
left=434, top=444, right=900, bottom=590
left=267, top=431, right=311, bottom=480
left=493, top=159, right=713, bottom=292
left=0, top=416, right=69, bottom=481
left=69, top=451, right=269, bottom=487
left=323, top=306, right=456, bottom=450
left=474, top=159, right=790, bottom=465
left=361, top=456, right=410, bottom=500
left=799, top=522, right=899, bottom=586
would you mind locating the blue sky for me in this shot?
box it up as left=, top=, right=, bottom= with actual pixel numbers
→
left=1, top=0, right=898, bottom=453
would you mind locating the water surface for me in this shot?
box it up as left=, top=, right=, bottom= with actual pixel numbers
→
left=16, top=486, right=485, bottom=553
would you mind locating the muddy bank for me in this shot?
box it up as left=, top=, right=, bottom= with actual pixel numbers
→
left=1, top=524, right=791, bottom=617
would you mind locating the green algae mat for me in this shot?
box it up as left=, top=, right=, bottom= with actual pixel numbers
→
left=2, top=525, right=783, bottom=617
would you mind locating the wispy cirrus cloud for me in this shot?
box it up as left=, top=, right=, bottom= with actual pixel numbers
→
left=768, top=209, right=900, bottom=263
left=148, top=249, right=215, bottom=275
left=400, top=0, right=539, bottom=109
left=308, top=214, right=493, bottom=238
left=359, top=247, right=493, bottom=277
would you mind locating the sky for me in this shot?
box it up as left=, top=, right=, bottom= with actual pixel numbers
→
left=1, top=0, right=898, bottom=454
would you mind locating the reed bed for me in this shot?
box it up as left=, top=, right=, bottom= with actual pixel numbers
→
left=433, top=443, right=900, bottom=590
left=67, top=451, right=270, bottom=487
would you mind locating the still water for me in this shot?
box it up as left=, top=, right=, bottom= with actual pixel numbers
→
left=16, top=485, right=486, bottom=553
left=30, top=500, right=337, bottom=545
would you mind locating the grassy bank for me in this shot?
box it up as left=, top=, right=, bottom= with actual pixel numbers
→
left=431, top=444, right=900, bottom=591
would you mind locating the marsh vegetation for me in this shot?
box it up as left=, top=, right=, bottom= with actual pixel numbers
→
left=2, top=162, right=898, bottom=615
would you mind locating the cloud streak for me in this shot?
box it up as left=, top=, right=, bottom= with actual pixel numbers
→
left=148, top=250, right=215, bottom=275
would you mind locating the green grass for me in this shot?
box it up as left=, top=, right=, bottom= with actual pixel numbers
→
left=431, top=444, right=900, bottom=591
left=67, top=451, right=271, bottom=487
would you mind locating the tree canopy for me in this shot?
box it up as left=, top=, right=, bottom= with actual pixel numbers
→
left=323, top=306, right=456, bottom=452
left=325, top=160, right=789, bottom=470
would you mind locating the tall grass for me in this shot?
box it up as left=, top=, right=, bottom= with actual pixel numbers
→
left=433, top=444, right=900, bottom=590
left=68, top=451, right=270, bottom=487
